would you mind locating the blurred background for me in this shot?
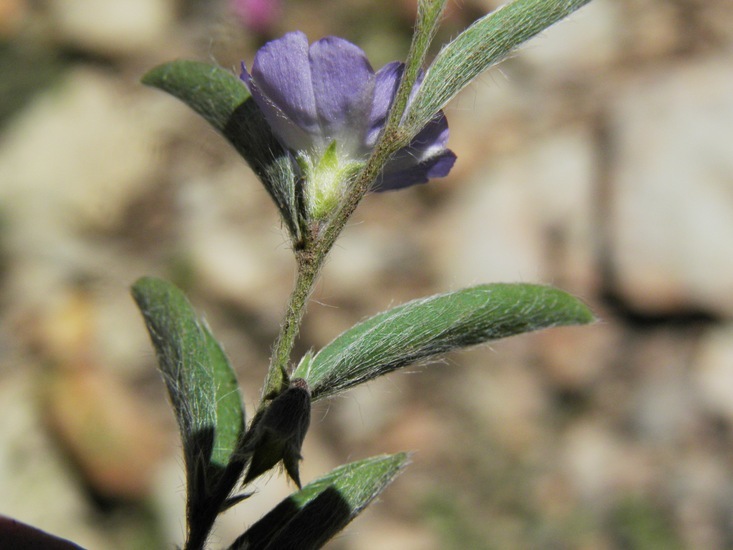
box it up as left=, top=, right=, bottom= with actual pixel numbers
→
left=1, top=0, right=733, bottom=548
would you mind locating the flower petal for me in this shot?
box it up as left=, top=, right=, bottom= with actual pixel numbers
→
left=375, top=150, right=456, bottom=191
left=240, top=62, right=312, bottom=153
left=366, top=61, right=404, bottom=147
left=248, top=31, right=319, bottom=150
left=375, top=111, right=455, bottom=191
left=309, top=36, right=375, bottom=155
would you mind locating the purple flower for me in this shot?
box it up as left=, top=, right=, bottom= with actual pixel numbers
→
left=240, top=32, right=455, bottom=215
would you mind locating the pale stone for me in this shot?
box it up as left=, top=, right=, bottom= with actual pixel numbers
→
left=455, top=355, right=549, bottom=454
left=631, top=333, right=699, bottom=444
left=536, top=322, right=614, bottom=391
left=520, top=0, right=623, bottom=74
left=609, top=56, right=733, bottom=315
left=177, top=174, right=293, bottom=315
left=345, top=516, right=439, bottom=550
left=0, top=68, right=176, bottom=326
left=562, top=420, right=621, bottom=507
left=693, top=324, right=733, bottom=422
left=49, top=0, right=174, bottom=56
left=0, top=373, right=109, bottom=548
left=671, top=452, right=730, bottom=550
left=325, top=225, right=396, bottom=295
left=0, top=68, right=167, bottom=231
left=435, top=127, right=596, bottom=293
left=329, top=376, right=405, bottom=444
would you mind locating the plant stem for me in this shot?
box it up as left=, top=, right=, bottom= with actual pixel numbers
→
left=259, top=21, right=436, bottom=403
left=385, top=0, right=446, bottom=133
left=261, top=246, right=320, bottom=403
left=260, top=125, right=416, bottom=407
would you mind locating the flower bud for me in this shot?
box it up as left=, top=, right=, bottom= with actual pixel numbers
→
left=244, top=378, right=311, bottom=487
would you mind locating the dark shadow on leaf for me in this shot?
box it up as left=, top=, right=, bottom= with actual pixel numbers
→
left=187, top=426, right=250, bottom=549
left=229, top=487, right=352, bottom=550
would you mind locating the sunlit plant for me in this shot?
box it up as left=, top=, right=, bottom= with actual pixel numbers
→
left=0, top=0, right=594, bottom=548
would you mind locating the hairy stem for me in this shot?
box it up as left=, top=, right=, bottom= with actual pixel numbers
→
left=261, top=247, right=320, bottom=404
left=260, top=8, right=444, bottom=403
left=385, top=0, right=447, bottom=132
left=260, top=114, right=417, bottom=408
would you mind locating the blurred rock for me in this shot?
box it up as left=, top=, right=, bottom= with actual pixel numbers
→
left=537, top=321, right=614, bottom=391
left=0, top=65, right=180, bottom=336
left=609, top=56, right=733, bottom=316
left=435, top=127, right=597, bottom=293
left=631, top=332, right=699, bottom=445
left=693, top=324, right=733, bottom=422
left=49, top=0, right=174, bottom=57
left=0, top=0, right=27, bottom=37
left=562, top=419, right=622, bottom=508
left=521, top=0, right=623, bottom=74
left=29, top=284, right=167, bottom=501
left=0, top=68, right=169, bottom=232
left=671, top=452, right=731, bottom=550
left=177, top=172, right=294, bottom=315
left=0, top=372, right=108, bottom=548
left=380, top=404, right=451, bottom=457
left=44, top=366, right=168, bottom=501
left=455, top=357, right=549, bottom=454
left=326, top=225, right=401, bottom=296
left=616, top=0, right=685, bottom=60
left=697, top=0, right=733, bottom=47
left=345, top=516, right=439, bottom=550
left=329, top=376, right=405, bottom=445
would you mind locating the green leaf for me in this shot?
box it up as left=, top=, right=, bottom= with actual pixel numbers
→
left=142, top=60, right=251, bottom=136
left=294, top=283, right=594, bottom=400
left=404, top=0, right=592, bottom=135
left=131, top=276, right=246, bottom=540
left=132, top=277, right=245, bottom=471
left=229, top=453, right=410, bottom=550
left=204, top=328, right=246, bottom=470
left=142, top=61, right=300, bottom=240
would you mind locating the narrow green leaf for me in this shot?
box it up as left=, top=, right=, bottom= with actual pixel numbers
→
left=294, top=283, right=594, bottom=400
left=404, top=0, right=592, bottom=134
left=204, top=329, right=246, bottom=470
left=142, top=60, right=251, bottom=135
left=229, top=453, right=410, bottom=550
left=131, top=277, right=246, bottom=491
left=142, top=61, right=300, bottom=240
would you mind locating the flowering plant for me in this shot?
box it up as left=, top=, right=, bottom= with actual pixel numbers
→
left=1, top=0, right=594, bottom=548
left=240, top=30, right=456, bottom=214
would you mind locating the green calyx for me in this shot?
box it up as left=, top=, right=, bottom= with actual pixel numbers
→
left=300, top=141, right=364, bottom=220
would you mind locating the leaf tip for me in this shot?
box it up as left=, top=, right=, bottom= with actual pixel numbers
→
left=140, top=64, right=166, bottom=88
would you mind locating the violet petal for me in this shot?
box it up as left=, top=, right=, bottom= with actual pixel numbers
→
left=382, top=111, right=451, bottom=172
left=375, top=150, right=456, bottom=191
left=375, top=111, right=454, bottom=191
left=309, top=36, right=375, bottom=154
left=250, top=31, right=320, bottom=150
left=241, top=62, right=314, bottom=152
left=366, top=61, right=404, bottom=147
